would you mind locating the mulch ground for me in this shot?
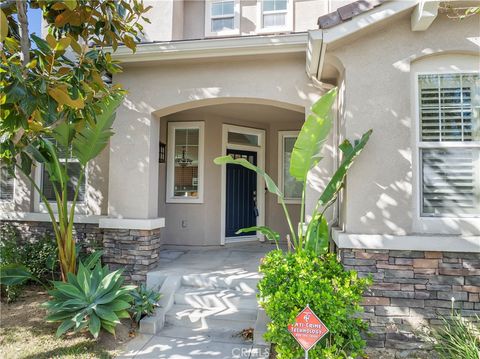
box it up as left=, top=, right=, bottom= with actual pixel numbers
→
left=0, top=286, right=133, bottom=359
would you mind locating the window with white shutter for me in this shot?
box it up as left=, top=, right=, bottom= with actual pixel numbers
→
left=418, top=73, right=480, bottom=216
left=39, top=139, right=85, bottom=203
left=0, top=163, right=14, bottom=201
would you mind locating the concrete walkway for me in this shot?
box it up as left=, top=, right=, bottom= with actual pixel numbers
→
left=119, top=242, right=276, bottom=359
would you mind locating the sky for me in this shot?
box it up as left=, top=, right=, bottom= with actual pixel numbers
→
left=27, top=6, right=42, bottom=36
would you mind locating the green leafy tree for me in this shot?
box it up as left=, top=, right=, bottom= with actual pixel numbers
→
left=0, top=1, right=151, bottom=280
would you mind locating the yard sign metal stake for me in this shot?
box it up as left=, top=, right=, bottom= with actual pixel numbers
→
left=287, top=304, right=329, bottom=358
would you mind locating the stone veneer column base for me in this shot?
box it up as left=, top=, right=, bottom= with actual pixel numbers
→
left=339, top=248, right=480, bottom=357
left=102, top=228, right=162, bottom=282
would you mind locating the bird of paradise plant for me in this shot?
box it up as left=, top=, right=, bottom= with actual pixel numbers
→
left=214, top=88, right=372, bottom=254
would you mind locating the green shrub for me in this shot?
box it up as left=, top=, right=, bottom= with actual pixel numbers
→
left=0, top=225, right=57, bottom=302
left=258, top=250, right=371, bottom=359
left=430, top=310, right=480, bottom=359
left=44, top=260, right=135, bottom=338
left=130, top=283, right=161, bottom=323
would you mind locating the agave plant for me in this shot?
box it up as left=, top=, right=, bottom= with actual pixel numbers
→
left=130, top=283, right=161, bottom=323
left=44, top=260, right=135, bottom=338
left=214, top=88, right=372, bottom=254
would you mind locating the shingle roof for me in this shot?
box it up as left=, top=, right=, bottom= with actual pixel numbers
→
left=318, top=0, right=388, bottom=29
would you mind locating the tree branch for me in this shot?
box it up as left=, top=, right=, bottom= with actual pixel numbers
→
left=15, top=0, right=30, bottom=67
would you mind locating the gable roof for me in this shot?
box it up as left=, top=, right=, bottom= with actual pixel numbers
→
left=317, top=0, right=388, bottom=29
left=307, top=0, right=431, bottom=81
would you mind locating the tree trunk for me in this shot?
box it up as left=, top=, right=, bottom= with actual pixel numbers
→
left=15, top=0, right=30, bottom=67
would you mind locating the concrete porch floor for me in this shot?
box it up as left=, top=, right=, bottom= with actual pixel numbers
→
left=153, top=242, right=276, bottom=277
left=119, top=242, right=278, bottom=359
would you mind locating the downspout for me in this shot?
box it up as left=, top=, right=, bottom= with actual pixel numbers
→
left=305, top=28, right=341, bottom=246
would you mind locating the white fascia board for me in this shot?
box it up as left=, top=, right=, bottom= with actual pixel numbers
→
left=322, top=0, right=419, bottom=44
left=0, top=212, right=102, bottom=224
left=112, top=33, right=308, bottom=63
left=332, top=229, right=480, bottom=253
left=99, top=217, right=165, bottom=230
left=411, top=0, right=440, bottom=31
left=309, top=0, right=420, bottom=80
left=306, top=30, right=323, bottom=77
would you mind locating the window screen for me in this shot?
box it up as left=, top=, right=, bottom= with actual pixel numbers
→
left=0, top=165, right=14, bottom=201
left=42, top=162, right=85, bottom=202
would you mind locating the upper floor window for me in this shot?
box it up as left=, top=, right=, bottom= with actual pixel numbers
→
left=278, top=131, right=302, bottom=203
left=418, top=73, right=480, bottom=217
left=0, top=164, right=14, bottom=201
left=166, top=122, right=205, bottom=203
left=258, top=0, right=293, bottom=33
left=205, top=0, right=240, bottom=37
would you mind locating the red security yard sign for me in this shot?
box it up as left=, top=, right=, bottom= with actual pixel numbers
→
left=288, top=305, right=329, bottom=358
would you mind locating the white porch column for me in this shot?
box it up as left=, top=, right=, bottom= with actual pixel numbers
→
left=107, top=99, right=159, bottom=220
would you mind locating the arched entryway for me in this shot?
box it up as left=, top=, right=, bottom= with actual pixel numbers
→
left=155, top=100, right=305, bottom=246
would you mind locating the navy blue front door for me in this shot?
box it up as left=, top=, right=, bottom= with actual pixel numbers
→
left=226, top=149, right=257, bottom=237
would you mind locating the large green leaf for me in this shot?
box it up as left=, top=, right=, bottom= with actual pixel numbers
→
left=319, top=129, right=373, bottom=206
left=290, top=88, right=337, bottom=182
left=89, top=312, right=101, bottom=338
left=53, top=281, right=84, bottom=299
left=72, top=94, right=123, bottom=166
left=305, top=215, right=329, bottom=255
left=56, top=319, right=75, bottom=337
left=53, top=121, right=75, bottom=148
left=83, top=250, right=103, bottom=270
left=214, top=156, right=282, bottom=197
left=76, top=262, right=91, bottom=296
left=236, top=226, right=280, bottom=242
left=0, top=264, right=33, bottom=286
left=95, top=304, right=120, bottom=323
left=103, top=299, right=131, bottom=312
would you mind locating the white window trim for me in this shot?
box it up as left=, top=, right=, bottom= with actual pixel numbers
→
left=256, top=0, right=293, bottom=34
left=278, top=131, right=301, bottom=204
left=412, top=69, right=480, bottom=234
left=205, top=0, right=240, bottom=38
left=33, top=160, right=88, bottom=214
left=220, top=124, right=266, bottom=245
left=166, top=121, right=205, bottom=204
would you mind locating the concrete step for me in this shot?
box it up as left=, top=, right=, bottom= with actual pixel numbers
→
left=175, top=286, right=259, bottom=311
left=181, top=272, right=260, bottom=293
left=130, top=336, right=269, bottom=359
left=165, top=304, right=257, bottom=331
left=157, top=323, right=253, bottom=345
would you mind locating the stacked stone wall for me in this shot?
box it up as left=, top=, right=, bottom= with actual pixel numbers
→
left=340, top=248, right=480, bottom=358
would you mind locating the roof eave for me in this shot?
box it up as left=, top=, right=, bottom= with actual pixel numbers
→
left=110, top=33, right=308, bottom=63
left=308, top=0, right=421, bottom=81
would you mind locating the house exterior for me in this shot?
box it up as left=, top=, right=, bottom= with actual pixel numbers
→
left=0, top=0, right=479, bottom=352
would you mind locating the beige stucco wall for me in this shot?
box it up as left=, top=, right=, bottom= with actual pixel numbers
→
left=326, top=13, right=480, bottom=236
left=157, top=110, right=303, bottom=245
left=110, top=52, right=332, bottom=244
